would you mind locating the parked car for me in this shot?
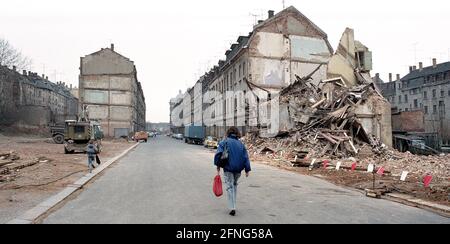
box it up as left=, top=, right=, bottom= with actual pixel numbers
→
left=175, top=134, right=184, bottom=140
left=204, top=136, right=218, bottom=149
left=133, top=131, right=148, bottom=142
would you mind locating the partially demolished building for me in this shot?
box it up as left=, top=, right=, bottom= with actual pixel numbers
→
left=79, top=44, right=147, bottom=138
left=0, top=65, right=78, bottom=127
left=170, top=6, right=392, bottom=155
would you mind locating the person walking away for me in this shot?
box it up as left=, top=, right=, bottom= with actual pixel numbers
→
left=86, top=140, right=98, bottom=173
left=214, top=127, right=251, bottom=216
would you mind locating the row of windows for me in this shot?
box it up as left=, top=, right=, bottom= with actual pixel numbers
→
left=424, top=102, right=446, bottom=116
left=399, top=101, right=446, bottom=116
left=402, top=71, right=450, bottom=88
left=211, top=61, right=247, bottom=93
left=393, top=89, right=450, bottom=104
left=425, top=71, right=450, bottom=83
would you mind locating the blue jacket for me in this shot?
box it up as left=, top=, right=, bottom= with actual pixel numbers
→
left=86, top=144, right=97, bottom=157
left=214, top=135, right=251, bottom=173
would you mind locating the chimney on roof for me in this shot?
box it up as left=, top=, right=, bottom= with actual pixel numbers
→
left=432, top=58, right=437, bottom=68
left=375, top=73, right=380, bottom=79
left=413, top=65, right=417, bottom=71
left=258, top=20, right=264, bottom=24
left=389, top=73, right=393, bottom=82
left=23, top=70, right=27, bottom=76
left=28, top=71, right=31, bottom=76
left=12, top=66, right=16, bottom=71
left=397, top=74, right=401, bottom=80
left=46, top=76, right=48, bottom=80
left=409, top=66, right=413, bottom=72
left=42, top=74, right=45, bottom=79
left=268, top=10, right=275, bottom=18
left=110, top=43, right=114, bottom=51
left=419, top=62, right=423, bottom=71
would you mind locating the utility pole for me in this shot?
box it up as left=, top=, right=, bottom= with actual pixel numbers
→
left=250, top=13, right=258, bottom=25
left=52, top=69, right=63, bottom=83
left=412, top=42, right=419, bottom=64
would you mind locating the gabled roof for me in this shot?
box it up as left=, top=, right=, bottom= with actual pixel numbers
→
left=254, top=6, right=329, bottom=39
left=83, top=47, right=134, bottom=64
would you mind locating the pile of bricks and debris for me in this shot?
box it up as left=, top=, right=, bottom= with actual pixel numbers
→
left=0, top=151, right=49, bottom=183
left=245, top=72, right=390, bottom=162
left=242, top=73, right=449, bottom=203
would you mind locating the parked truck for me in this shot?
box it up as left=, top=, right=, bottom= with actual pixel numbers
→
left=184, top=126, right=205, bottom=145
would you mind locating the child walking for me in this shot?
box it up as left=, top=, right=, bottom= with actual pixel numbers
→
left=86, top=140, right=98, bottom=173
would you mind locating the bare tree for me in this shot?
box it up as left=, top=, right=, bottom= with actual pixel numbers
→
left=0, top=38, right=32, bottom=70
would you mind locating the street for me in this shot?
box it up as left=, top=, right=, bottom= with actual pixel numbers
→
left=43, top=136, right=449, bottom=224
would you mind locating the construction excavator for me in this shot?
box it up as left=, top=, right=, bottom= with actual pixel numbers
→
left=63, top=106, right=104, bottom=154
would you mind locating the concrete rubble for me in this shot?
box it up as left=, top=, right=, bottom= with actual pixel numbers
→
left=244, top=67, right=391, bottom=159
left=242, top=70, right=449, bottom=205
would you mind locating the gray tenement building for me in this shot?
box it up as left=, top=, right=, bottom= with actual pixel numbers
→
left=378, top=59, right=450, bottom=149
left=0, top=65, right=78, bottom=127
left=79, top=44, right=146, bottom=138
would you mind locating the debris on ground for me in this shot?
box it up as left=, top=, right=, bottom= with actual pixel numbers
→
left=242, top=72, right=449, bottom=205
left=0, top=151, right=52, bottom=183
left=0, top=135, right=134, bottom=223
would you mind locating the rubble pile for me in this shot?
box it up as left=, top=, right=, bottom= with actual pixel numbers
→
left=255, top=73, right=388, bottom=161
left=376, top=151, right=449, bottom=184
left=0, top=151, right=20, bottom=168
left=242, top=73, right=449, bottom=196
left=0, top=151, right=45, bottom=183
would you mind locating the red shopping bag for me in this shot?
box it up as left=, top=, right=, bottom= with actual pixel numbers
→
left=213, top=175, right=223, bottom=197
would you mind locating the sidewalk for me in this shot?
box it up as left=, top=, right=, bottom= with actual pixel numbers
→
left=7, top=142, right=139, bottom=224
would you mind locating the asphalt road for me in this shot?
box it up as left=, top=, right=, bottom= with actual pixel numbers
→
left=43, top=136, right=449, bottom=224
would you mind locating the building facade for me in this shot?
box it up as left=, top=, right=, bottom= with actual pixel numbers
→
left=378, top=60, right=450, bottom=148
left=170, top=6, right=391, bottom=146
left=79, top=44, right=146, bottom=138
left=173, top=7, right=335, bottom=138
left=169, top=90, right=185, bottom=134
left=0, top=65, right=78, bottom=127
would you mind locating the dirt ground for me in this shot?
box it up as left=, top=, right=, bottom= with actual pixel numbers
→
left=0, top=134, right=134, bottom=223
left=250, top=154, right=449, bottom=207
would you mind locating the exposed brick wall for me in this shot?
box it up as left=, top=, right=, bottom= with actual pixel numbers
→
left=392, top=110, right=425, bottom=132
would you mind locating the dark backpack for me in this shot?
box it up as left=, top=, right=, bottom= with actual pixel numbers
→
left=218, top=141, right=229, bottom=168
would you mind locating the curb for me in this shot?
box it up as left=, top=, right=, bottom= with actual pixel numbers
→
left=383, top=193, right=450, bottom=218
left=6, top=142, right=140, bottom=224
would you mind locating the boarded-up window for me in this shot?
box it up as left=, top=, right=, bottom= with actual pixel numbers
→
left=85, top=90, right=108, bottom=104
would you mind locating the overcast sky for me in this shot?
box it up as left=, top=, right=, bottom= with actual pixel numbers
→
left=1, top=0, right=449, bottom=122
